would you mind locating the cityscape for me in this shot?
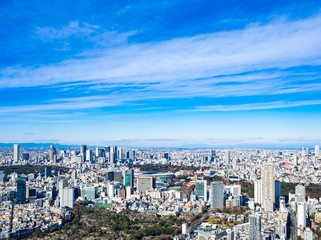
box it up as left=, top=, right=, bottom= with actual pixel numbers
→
left=0, top=144, right=320, bottom=239
left=2, top=0, right=321, bottom=239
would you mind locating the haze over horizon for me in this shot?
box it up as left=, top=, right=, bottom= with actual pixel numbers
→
left=1, top=0, right=321, bottom=147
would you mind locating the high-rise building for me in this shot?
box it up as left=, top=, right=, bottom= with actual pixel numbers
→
left=127, top=150, right=136, bottom=161
left=210, top=181, right=224, bottom=209
left=110, top=146, right=117, bottom=164
left=44, top=166, right=52, bottom=177
left=60, top=188, right=74, bottom=209
left=249, top=213, right=262, bottom=240
left=230, top=185, right=241, bottom=196
left=225, top=150, right=230, bottom=165
left=297, top=202, right=306, bottom=229
left=124, top=169, right=134, bottom=188
left=275, top=180, right=281, bottom=207
left=137, top=177, right=155, bottom=194
left=295, top=185, right=306, bottom=202
left=86, top=149, right=93, bottom=162
left=16, top=177, right=26, bottom=203
left=13, top=144, right=20, bottom=162
left=80, top=145, right=87, bottom=162
left=254, top=180, right=262, bottom=204
left=195, top=180, right=208, bottom=201
left=261, top=164, right=275, bottom=210
left=49, top=145, right=56, bottom=163
left=315, top=145, right=320, bottom=158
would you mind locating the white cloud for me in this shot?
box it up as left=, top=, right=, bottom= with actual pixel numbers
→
left=194, top=100, right=321, bottom=111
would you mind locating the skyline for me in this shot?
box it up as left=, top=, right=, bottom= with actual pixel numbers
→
left=1, top=1, right=321, bottom=146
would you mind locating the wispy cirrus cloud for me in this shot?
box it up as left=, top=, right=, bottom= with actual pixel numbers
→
left=2, top=14, right=321, bottom=90
left=194, top=100, right=321, bottom=111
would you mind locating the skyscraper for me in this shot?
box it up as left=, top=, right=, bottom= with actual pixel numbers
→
left=261, top=164, right=275, bottom=210
left=297, top=202, right=306, bottom=229
left=110, top=146, right=117, bottom=164
left=275, top=180, right=281, bottom=207
left=16, top=177, right=26, bottom=203
left=49, top=145, right=56, bottom=163
left=13, top=144, right=20, bottom=162
left=210, top=181, right=224, bottom=209
left=254, top=180, right=262, bottom=204
left=295, top=185, right=306, bottom=202
left=137, top=177, right=155, bottom=194
left=315, top=145, right=320, bottom=157
left=60, top=188, right=74, bottom=209
left=124, top=169, right=134, bottom=188
left=80, top=144, right=87, bottom=162
left=86, top=149, right=93, bottom=162
left=44, top=166, right=52, bottom=177
left=195, top=180, right=208, bottom=201
left=225, top=150, right=230, bottom=165
left=249, top=213, right=262, bottom=240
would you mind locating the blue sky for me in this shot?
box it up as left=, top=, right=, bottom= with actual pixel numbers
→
left=1, top=0, right=321, bottom=147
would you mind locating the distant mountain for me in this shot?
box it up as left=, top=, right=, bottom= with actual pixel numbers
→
left=0, top=143, right=78, bottom=148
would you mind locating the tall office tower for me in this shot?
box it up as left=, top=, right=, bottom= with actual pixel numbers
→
left=195, top=180, right=208, bottom=201
left=124, top=169, right=134, bottom=188
left=275, top=180, right=281, bottom=207
left=163, top=152, right=169, bottom=160
left=261, top=164, right=275, bottom=210
left=117, top=147, right=124, bottom=160
left=110, top=146, right=117, bottom=164
left=225, top=150, right=230, bottom=165
left=86, top=149, right=93, bottom=162
left=49, top=145, right=56, bottom=163
left=44, top=166, right=52, bottom=177
left=16, top=177, right=26, bottom=203
left=297, top=202, right=306, bottom=229
left=108, top=183, right=115, bottom=198
left=127, top=150, right=136, bottom=161
left=302, top=147, right=306, bottom=156
left=210, top=181, right=224, bottom=209
left=105, top=146, right=110, bottom=160
left=13, top=144, right=20, bottom=161
left=137, top=176, right=155, bottom=194
left=295, top=185, right=306, bottom=202
left=249, top=213, right=262, bottom=240
left=95, top=147, right=100, bottom=157
left=211, top=150, right=216, bottom=161
left=60, top=188, right=74, bottom=209
left=22, top=153, right=29, bottom=160
left=254, top=180, right=262, bottom=204
left=58, top=178, right=69, bottom=199
left=230, top=185, right=241, bottom=196
left=315, top=145, right=320, bottom=157
left=80, top=145, right=87, bottom=162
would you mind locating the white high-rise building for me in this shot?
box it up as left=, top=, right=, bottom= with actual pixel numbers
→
left=14, top=144, right=20, bottom=162
left=297, top=202, right=306, bottom=229
left=295, top=185, right=306, bottom=203
left=195, top=180, right=208, bottom=201
left=108, top=183, right=115, bottom=198
left=254, top=180, right=262, bottom=204
left=60, top=188, right=74, bottom=209
left=225, top=150, right=230, bottom=165
left=315, top=145, right=320, bottom=157
left=230, top=185, right=241, bottom=196
left=249, top=213, right=262, bottom=240
left=86, top=149, right=93, bottom=162
left=261, top=164, right=275, bottom=210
